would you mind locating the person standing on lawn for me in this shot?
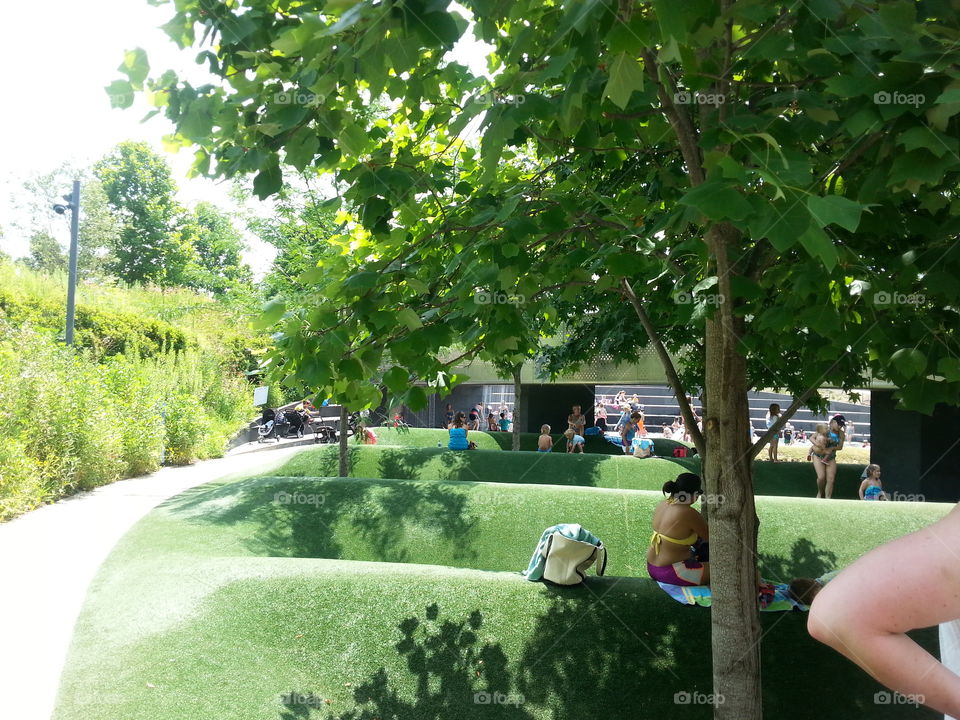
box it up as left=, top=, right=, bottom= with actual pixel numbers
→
left=766, top=403, right=782, bottom=461
left=812, top=415, right=846, bottom=498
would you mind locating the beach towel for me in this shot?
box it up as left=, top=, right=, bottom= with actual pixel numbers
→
left=656, top=570, right=840, bottom=612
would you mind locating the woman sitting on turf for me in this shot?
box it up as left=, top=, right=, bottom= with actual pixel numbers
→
left=448, top=412, right=471, bottom=450
left=646, top=472, right=710, bottom=586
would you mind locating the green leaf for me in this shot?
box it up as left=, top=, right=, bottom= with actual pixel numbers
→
left=397, top=308, right=422, bottom=330
left=285, top=128, right=321, bottom=172
left=797, top=224, right=838, bottom=270
left=118, top=48, right=150, bottom=87
left=678, top=181, right=753, bottom=222
left=891, top=348, right=927, bottom=379
left=252, top=299, right=286, bottom=329
left=105, top=80, right=134, bottom=109
left=382, top=366, right=409, bottom=394
left=806, top=195, right=863, bottom=232
left=342, top=271, right=379, bottom=292
left=338, top=356, right=365, bottom=380
left=603, top=53, right=645, bottom=110
left=406, top=385, right=428, bottom=412
left=253, top=161, right=283, bottom=200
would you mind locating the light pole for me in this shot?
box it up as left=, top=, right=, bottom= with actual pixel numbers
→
left=53, top=181, right=80, bottom=345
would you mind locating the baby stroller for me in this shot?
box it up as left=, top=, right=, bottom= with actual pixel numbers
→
left=281, top=409, right=307, bottom=439
left=257, top=408, right=294, bottom=443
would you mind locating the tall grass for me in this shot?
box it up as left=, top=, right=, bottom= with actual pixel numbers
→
left=0, top=325, right=253, bottom=521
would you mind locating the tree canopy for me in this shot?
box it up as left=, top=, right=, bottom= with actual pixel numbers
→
left=125, top=1, right=960, bottom=716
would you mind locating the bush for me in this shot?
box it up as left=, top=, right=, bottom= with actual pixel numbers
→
left=0, top=289, right=189, bottom=360
left=0, top=325, right=254, bottom=521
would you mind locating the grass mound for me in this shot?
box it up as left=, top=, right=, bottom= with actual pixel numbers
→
left=54, top=448, right=944, bottom=720
left=279, top=444, right=872, bottom=500
left=370, top=426, right=694, bottom=457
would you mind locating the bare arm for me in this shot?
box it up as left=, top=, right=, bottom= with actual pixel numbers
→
left=808, top=503, right=960, bottom=716
left=858, top=478, right=869, bottom=500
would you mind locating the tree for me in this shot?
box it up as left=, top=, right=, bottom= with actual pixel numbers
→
left=179, top=201, right=252, bottom=295
left=131, top=2, right=960, bottom=717
left=14, top=166, right=120, bottom=279
left=25, top=231, right=66, bottom=274
left=94, top=141, right=184, bottom=285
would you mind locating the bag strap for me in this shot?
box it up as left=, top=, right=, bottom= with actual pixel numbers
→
left=595, top=543, right=608, bottom=576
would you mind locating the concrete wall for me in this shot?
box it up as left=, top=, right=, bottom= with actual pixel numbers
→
left=518, top=384, right=596, bottom=434
left=871, top=390, right=960, bottom=502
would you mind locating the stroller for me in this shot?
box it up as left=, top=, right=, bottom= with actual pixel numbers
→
left=257, top=408, right=293, bottom=443
left=281, top=409, right=307, bottom=439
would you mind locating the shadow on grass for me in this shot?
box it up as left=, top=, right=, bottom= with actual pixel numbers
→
left=279, top=584, right=938, bottom=720
left=160, top=476, right=479, bottom=563
left=280, top=581, right=717, bottom=720
left=759, top=538, right=840, bottom=583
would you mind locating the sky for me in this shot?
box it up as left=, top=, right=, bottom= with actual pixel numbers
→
left=0, top=0, right=277, bottom=266
left=0, top=1, right=491, bottom=276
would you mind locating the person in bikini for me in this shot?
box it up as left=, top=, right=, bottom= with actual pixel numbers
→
left=811, top=415, right=846, bottom=499
left=646, top=472, right=710, bottom=586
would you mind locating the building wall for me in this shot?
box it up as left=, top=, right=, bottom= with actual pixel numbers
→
left=518, top=384, right=596, bottom=434
left=871, top=390, right=960, bottom=502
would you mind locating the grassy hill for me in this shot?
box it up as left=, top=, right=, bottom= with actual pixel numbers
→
left=0, top=260, right=260, bottom=521
left=53, top=446, right=946, bottom=719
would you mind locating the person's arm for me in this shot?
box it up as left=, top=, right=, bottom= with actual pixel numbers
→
left=835, top=430, right=846, bottom=452
left=858, top=479, right=869, bottom=500
left=808, top=504, right=960, bottom=717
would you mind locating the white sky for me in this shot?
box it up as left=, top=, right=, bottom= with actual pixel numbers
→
left=0, top=0, right=279, bottom=268
left=0, top=1, right=491, bottom=277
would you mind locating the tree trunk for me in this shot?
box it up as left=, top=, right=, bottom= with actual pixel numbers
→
left=512, top=364, right=522, bottom=451
left=339, top=405, right=349, bottom=477
left=703, top=223, right=762, bottom=719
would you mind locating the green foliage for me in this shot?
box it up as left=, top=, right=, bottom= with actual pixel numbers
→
left=25, top=231, right=67, bottom=274
left=132, top=0, right=960, bottom=417
left=177, top=201, right=253, bottom=296
left=0, top=325, right=253, bottom=521
left=0, top=287, right=189, bottom=359
left=94, top=141, right=185, bottom=285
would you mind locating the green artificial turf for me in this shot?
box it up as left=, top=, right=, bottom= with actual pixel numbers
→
left=370, top=426, right=695, bottom=457
left=53, top=447, right=948, bottom=720
left=54, top=560, right=938, bottom=720
left=279, top=444, right=871, bottom=499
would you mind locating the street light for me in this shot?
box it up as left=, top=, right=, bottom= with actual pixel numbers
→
left=53, top=181, right=81, bottom=345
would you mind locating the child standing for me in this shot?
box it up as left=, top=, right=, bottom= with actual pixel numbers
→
left=498, top=412, right=511, bottom=432
left=766, top=403, right=781, bottom=461
left=564, top=428, right=585, bottom=453
left=538, top=425, right=553, bottom=452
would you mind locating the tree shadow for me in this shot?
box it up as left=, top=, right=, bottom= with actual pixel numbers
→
left=758, top=537, right=839, bottom=583
left=159, top=475, right=479, bottom=562
left=279, top=604, right=535, bottom=720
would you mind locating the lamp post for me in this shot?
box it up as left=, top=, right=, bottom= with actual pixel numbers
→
left=54, top=181, right=81, bottom=345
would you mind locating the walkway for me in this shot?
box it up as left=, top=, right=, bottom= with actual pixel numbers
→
left=0, top=443, right=312, bottom=720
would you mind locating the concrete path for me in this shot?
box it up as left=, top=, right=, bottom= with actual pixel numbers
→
left=0, top=443, right=312, bottom=720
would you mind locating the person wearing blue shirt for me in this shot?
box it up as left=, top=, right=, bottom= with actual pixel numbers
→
left=448, top=412, right=470, bottom=450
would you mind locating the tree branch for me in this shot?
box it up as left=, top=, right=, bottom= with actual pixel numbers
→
left=621, top=278, right=706, bottom=456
